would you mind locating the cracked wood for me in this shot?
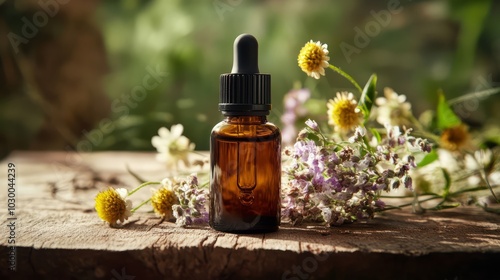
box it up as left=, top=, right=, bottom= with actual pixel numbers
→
left=1, top=151, right=499, bottom=279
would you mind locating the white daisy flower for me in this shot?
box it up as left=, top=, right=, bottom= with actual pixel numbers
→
left=375, top=87, right=412, bottom=126
left=151, top=124, right=195, bottom=170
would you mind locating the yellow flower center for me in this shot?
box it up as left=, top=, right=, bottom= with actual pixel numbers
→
left=327, top=94, right=362, bottom=132
left=95, top=188, right=127, bottom=225
left=298, top=42, right=327, bottom=73
left=440, top=124, right=469, bottom=151
left=151, top=187, right=178, bottom=218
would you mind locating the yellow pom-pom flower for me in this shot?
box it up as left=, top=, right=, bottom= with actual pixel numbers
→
left=95, top=187, right=132, bottom=227
left=151, top=179, right=178, bottom=219
left=297, top=40, right=330, bottom=79
left=327, top=92, right=364, bottom=133
left=440, top=124, right=470, bottom=151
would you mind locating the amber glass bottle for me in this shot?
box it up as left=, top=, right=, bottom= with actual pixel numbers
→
left=209, top=34, right=281, bottom=233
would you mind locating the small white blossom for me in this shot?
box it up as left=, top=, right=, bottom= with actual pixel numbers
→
left=348, top=126, right=366, bottom=143
left=464, top=149, right=500, bottom=188
left=305, top=119, right=319, bottom=131
left=437, top=149, right=460, bottom=172
left=152, top=124, right=195, bottom=170
left=465, top=149, right=493, bottom=171
left=375, top=88, right=412, bottom=126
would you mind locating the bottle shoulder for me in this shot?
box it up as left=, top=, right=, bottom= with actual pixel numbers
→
left=211, top=120, right=280, bottom=138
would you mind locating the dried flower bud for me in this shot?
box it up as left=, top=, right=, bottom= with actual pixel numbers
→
left=305, top=119, right=319, bottom=131
left=297, top=128, right=309, bottom=140
left=382, top=169, right=395, bottom=179
left=390, top=177, right=400, bottom=189
left=391, top=153, right=399, bottom=164
left=339, top=147, right=353, bottom=161
left=402, top=175, right=413, bottom=190
left=406, top=155, right=416, bottom=167
left=283, top=147, right=293, bottom=156
left=350, top=155, right=360, bottom=163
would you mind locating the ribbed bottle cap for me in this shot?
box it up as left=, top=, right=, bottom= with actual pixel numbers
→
left=219, top=34, right=271, bottom=116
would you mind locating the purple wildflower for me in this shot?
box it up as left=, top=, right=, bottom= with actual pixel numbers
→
left=281, top=89, right=311, bottom=146
left=172, top=173, right=209, bottom=226
left=305, top=119, right=319, bottom=131
left=281, top=119, right=430, bottom=226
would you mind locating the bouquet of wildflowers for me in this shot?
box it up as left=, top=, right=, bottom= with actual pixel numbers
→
left=94, top=125, right=209, bottom=227
left=280, top=40, right=432, bottom=225
left=282, top=122, right=431, bottom=226
left=279, top=40, right=500, bottom=226
left=93, top=40, right=499, bottom=228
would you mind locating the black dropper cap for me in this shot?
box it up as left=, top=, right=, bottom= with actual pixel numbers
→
left=219, top=34, right=271, bottom=116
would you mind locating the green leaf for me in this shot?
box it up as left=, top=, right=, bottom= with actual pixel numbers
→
left=369, top=128, right=381, bottom=143
left=126, top=164, right=147, bottom=184
left=359, top=74, right=377, bottom=119
left=436, top=91, right=461, bottom=130
left=447, top=87, right=500, bottom=105
left=479, top=204, right=500, bottom=214
left=431, top=203, right=460, bottom=211
left=441, top=168, right=452, bottom=197
left=305, top=131, right=320, bottom=144
left=417, top=149, right=438, bottom=168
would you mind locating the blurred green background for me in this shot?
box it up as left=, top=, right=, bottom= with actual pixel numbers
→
left=1, top=0, right=499, bottom=157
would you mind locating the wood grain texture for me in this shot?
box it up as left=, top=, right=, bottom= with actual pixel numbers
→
left=1, top=151, right=499, bottom=280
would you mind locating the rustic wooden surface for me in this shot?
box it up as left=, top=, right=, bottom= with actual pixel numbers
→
left=1, top=151, right=499, bottom=280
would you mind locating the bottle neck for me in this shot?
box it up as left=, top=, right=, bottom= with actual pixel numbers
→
left=224, top=115, right=267, bottom=124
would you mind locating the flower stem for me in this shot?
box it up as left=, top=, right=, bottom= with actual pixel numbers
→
left=328, top=64, right=362, bottom=93
left=362, top=135, right=375, bottom=153
left=128, top=181, right=161, bottom=196
left=379, top=195, right=442, bottom=211
left=126, top=164, right=147, bottom=184
left=449, top=185, right=495, bottom=196
left=478, top=163, right=499, bottom=203
left=309, top=126, right=330, bottom=145
left=131, top=198, right=151, bottom=213
left=408, top=114, right=441, bottom=143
